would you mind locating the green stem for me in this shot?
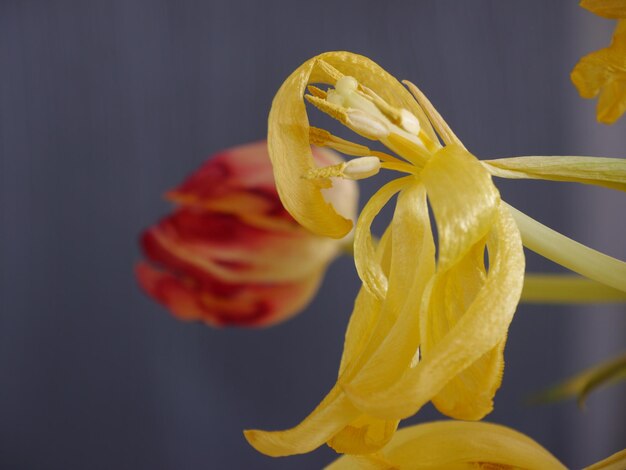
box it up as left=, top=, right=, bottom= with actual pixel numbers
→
left=506, top=203, right=626, bottom=294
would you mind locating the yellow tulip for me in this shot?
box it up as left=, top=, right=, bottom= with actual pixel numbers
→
left=245, top=51, right=626, bottom=457
left=327, top=421, right=567, bottom=470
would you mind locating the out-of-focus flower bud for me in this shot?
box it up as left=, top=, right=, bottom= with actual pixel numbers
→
left=136, top=141, right=357, bottom=327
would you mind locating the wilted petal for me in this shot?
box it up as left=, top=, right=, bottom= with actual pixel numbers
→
left=346, top=205, right=524, bottom=420
left=345, top=183, right=435, bottom=394
left=135, top=261, right=323, bottom=327
left=421, top=144, right=500, bottom=271
left=327, top=421, right=566, bottom=470
left=245, top=229, right=400, bottom=455
left=269, top=51, right=435, bottom=238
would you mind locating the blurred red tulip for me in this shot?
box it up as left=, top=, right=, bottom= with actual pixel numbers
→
left=136, top=141, right=358, bottom=327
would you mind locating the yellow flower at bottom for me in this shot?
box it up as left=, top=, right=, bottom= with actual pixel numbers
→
left=246, top=51, right=626, bottom=458
left=327, top=421, right=566, bottom=470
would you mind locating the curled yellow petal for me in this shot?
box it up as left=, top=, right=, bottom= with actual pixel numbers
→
left=327, top=421, right=566, bottom=470
left=269, top=51, right=436, bottom=238
left=345, top=205, right=524, bottom=420
left=484, top=156, right=626, bottom=192
left=421, top=144, right=500, bottom=271
left=424, top=240, right=507, bottom=420
left=346, top=183, right=435, bottom=393
left=354, top=177, right=412, bottom=300
left=244, top=385, right=359, bottom=457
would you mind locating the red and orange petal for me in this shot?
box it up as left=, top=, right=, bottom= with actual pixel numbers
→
left=136, top=262, right=324, bottom=327
left=140, top=208, right=336, bottom=284
left=166, top=141, right=297, bottom=229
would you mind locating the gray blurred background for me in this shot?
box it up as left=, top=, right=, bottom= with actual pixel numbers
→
left=1, top=1, right=625, bottom=468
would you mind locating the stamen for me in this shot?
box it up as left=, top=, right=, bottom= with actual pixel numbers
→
left=403, top=80, right=463, bottom=149
left=345, top=109, right=390, bottom=139
left=304, top=157, right=381, bottom=181
left=343, top=156, right=381, bottom=180
left=309, top=127, right=370, bottom=156
left=307, top=85, right=327, bottom=99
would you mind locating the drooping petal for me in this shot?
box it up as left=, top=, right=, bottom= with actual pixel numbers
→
left=269, top=51, right=435, bottom=238
left=421, top=144, right=500, bottom=271
left=353, top=176, right=412, bottom=300
left=327, top=415, right=398, bottom=455
left=346, top=205, right=524, bottom=420
left=344, top=183, right=435, bottom=394
left=245, top=231, right=397, bottom=456
left=135, top=262, right=324, bottom=327
left=326, top=421, right=566, bottom=470
left=580, top=0, right=626, bottom=18
left=484, top=155, right=626, bottom=192
left=244, top=386, right=360, bottom=457
left=421, top=239, right=508, bottom=420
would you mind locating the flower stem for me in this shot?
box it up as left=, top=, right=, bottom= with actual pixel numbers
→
left=522, top=274, right=626, bottom=303
left=506, top=203, right=626, bottom=294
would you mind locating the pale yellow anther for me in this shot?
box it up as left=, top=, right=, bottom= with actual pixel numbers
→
left=400, top=109, right=421, bottom=135
left=345, top=110, right=390, bottom=139
left=343, top=156, right=381, bottom=180
left=304, top=156, right=381, bottom=181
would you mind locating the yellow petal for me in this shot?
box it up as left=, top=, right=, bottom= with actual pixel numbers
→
left=571, top=28, right=626, bottom=124
left=346, top=183, right=435, bottom=393
left=327, top=421, right=566, bottom=470
left=584, top=449, right=626, bottom=470
left=244, top=385, right=360, bottom=457
left=327, top=415, right=398, bottom=455
left=597, top=77, right=626, bottom=123
left=345, top=205, right=524, bottom=420
left=354, top=177, right=412, bottom=300
left=339, top=229, right=391, bottom=377
left=421, top=144, right=500, bottom=271
left=245, top=229, right=397, bottom=457
left=484, top=156, right=626, bottom=192
left=269, top=51, right=436, bottom=238
left=580, top=0, right=626, bottom=18
left=422, top=240, right=507, bottom=420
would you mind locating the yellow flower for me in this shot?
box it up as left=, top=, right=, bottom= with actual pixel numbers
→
left=328, top=420, right=626, bottom=470
left=571, top=1, right=626, bottom=123
left=245, top=51, right=626, bottom=457
left=327, top=421, right=567, bottom=470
